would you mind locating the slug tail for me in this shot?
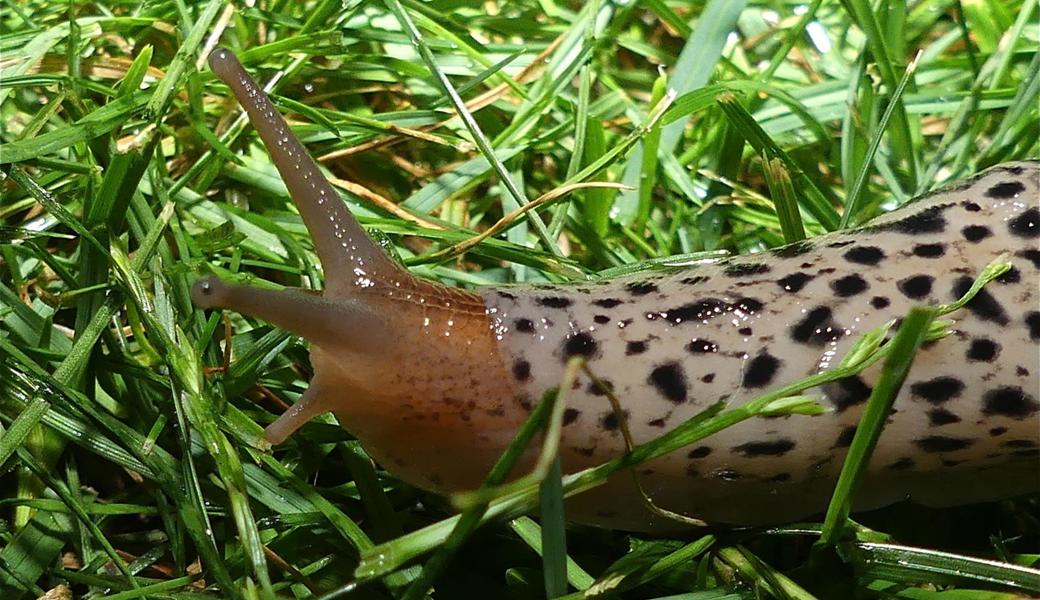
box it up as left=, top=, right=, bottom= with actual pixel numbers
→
left=208, top=48, right=403, bottom=293
left=264, top=380, right=329, bottom=444
left=192, top=276, right=390, bottom=353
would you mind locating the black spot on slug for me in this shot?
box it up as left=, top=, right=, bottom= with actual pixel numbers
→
left=647, top=418, right=667, bottom=428
left=1008, top=207, right=1039, bottom=238
left=897, top=274, right=934, bottom=299
left=648, top=362, right=688, bottom=404
left=777, top=272, right=814, bottom=293
left=952, top=276, right=1009, bottom=325
left=870, top=296, right=891, bottom=309
left=735, top=297, right=764, bottom=313
left=888, top=457, right=916, bottom=470
left=625, top=340, right=648, bottom=355
left=688, top=446, right=712, bottom=459
left=590, top=378, right=611, bottom=397
left=593, top=314, right=611, bottom=324
left=878, top=205, right=948, bottom=234
left=966, top=338, right=1000, bottom=362
left=655, top=299, right=728, bottom=323
left=1017, top=249, right=1040, bottom=269
left=701, top=373, right=715, bottom=383
left=927, top=408, right=961, bottom=426
left=962, top=201, right=982, bottom=212
left=790, top=306, right=845, bottom=346
left=514, top=318, right=535, bottom=333
left=844, top=246, right=886, bottom=265
left=742, top=351, right=782, bottom=388
left=834, top=426, right=857, bottom=448
left=982, top=387, right=1039, bottom=419
left=562, top=408, right=580, bottom=426
left=1025, top=311, right=1040, bottom=342
left=562, top=332, right=598, bottom=359
left=687, top=338, right=719, bottom=353
left=539, top=296, right=573, bottom=308
left=989, top=426, right=1008, bottom=436
left=625, top=281, right=658, bottom=296
left=823, top=375, right=872, bottom=411
left=961, top=224, right=992, bottom=242
left=912, top=243, right=946, bottom=258
left=996, top=267, right=1021, bottom=284
left=587, top=379, right=614, bottom=397
left=725, top=262, right=771, bottom=277
left=915, top=435, right=974, bottom=453
left=594, top=298, right=624, bottom=308
left=738, top=327, right=753, bottom=336
left=1003, top=439, right=1039, bottom=449
left=986, top=180, right=1025, bottom=199
left=830, top=274, right=869, bottom=297
left=497, top=291, right=517, bottom=300
left=733, top=438, right=796, bottom=457
left=680, top=276, right=709, bottom=286
left=910, top=376, right=964, bottom=405
left=771, top=240, right=814, bottom=257
left=601, top=411, right=628, bottom=431
left=512, top=360, right=531, bottom=381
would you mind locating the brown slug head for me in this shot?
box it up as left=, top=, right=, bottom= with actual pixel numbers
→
left=195, top=49, right=518, bottom=450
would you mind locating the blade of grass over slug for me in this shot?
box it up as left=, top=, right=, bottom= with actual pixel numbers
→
left=357, top=259, right=1010, bottom=577
left=819, top=256, right=1013, bottom=547
left=817, top=307, right=935, bottom=546
left=840, top=52, right=921, bottom=229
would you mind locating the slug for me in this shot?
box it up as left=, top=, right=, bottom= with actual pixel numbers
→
left=195, top=48, right=1040, bottom=531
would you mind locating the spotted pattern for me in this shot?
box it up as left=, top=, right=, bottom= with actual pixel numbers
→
left=479, top=161, right=1039, bottom=528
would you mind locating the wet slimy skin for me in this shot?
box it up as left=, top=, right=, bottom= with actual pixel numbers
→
left=194, top=48, right=1039, bottom=531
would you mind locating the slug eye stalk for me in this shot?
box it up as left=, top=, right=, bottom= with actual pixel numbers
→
left=207, top=48, right=407, bottom=295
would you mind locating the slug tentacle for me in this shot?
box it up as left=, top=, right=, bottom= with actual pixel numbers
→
left=208, top=48, right=406, bottom=294
left=264, top=378, right=331, bottom=444
left=191, top=276, right=391, bottom=354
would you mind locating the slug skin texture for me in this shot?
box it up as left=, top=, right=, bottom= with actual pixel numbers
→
left=196, top=48, right=1039, bottom=531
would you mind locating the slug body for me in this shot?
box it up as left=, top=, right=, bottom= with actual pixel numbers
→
left=197, top=49, right=1040, bottom=531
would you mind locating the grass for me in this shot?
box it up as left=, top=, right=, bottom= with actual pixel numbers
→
left=0, top=1, right=1038, bottom=599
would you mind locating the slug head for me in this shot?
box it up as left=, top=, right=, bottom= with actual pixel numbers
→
left=197, top=49, right=517, bottom=449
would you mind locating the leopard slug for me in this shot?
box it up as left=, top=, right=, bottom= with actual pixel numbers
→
left=194, top=48, right=1039, bottom=530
